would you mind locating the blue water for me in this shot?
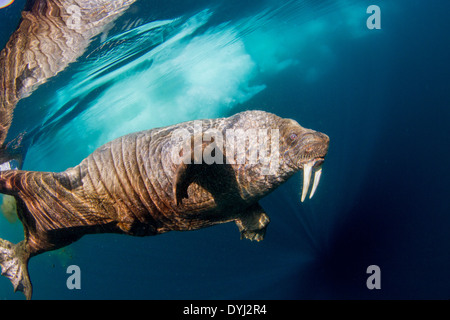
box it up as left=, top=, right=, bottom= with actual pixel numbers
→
left=0, top=0, right=449, bottom=299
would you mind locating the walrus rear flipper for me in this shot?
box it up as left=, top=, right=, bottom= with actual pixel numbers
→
left=0, top=170, right=33, bottom=299
left=0, top=239, right=32, bottom=300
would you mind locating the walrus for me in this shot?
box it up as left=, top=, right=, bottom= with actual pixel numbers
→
left=0, top=110, right=329, bottom=299
left=0, top=0, right=137, bottom=161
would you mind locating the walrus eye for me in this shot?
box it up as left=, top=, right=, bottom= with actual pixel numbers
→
left=289, top=133, right=297, bottom=141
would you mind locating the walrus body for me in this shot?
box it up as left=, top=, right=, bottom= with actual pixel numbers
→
left=0, top=0, right=137, bottom=160
left=0, top=110, right=329, bottom=299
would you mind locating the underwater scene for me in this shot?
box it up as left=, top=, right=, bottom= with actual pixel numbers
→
left=0, top=0, right=449, bottom=300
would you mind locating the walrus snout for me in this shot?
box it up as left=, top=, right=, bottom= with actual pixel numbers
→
left=296, top=131, right=329, bottom=162
left=295, top=130, right=329, bottom=202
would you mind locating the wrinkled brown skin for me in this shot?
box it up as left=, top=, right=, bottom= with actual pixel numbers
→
left=0, top=0, right=137, bottom=158
left=0, top=110, right=329, bottom=299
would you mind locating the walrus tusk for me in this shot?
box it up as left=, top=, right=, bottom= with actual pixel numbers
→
left=301, top=161, right=323, bottom=202
left=301, top=162, right=313, bottom=202
left=309, top=166, right=322, bottom=199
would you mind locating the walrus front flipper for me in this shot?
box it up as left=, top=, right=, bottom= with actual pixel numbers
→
left=173, top=134, right=240, bottom=206
left=0, top=239, right=32, bottom=300
left=235, top=203, right=270, bottom=242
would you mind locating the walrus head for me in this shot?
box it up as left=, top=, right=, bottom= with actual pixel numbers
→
left=171, top=111, right=329, bottom=206
left=278, top=118, right=330, bottom=202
